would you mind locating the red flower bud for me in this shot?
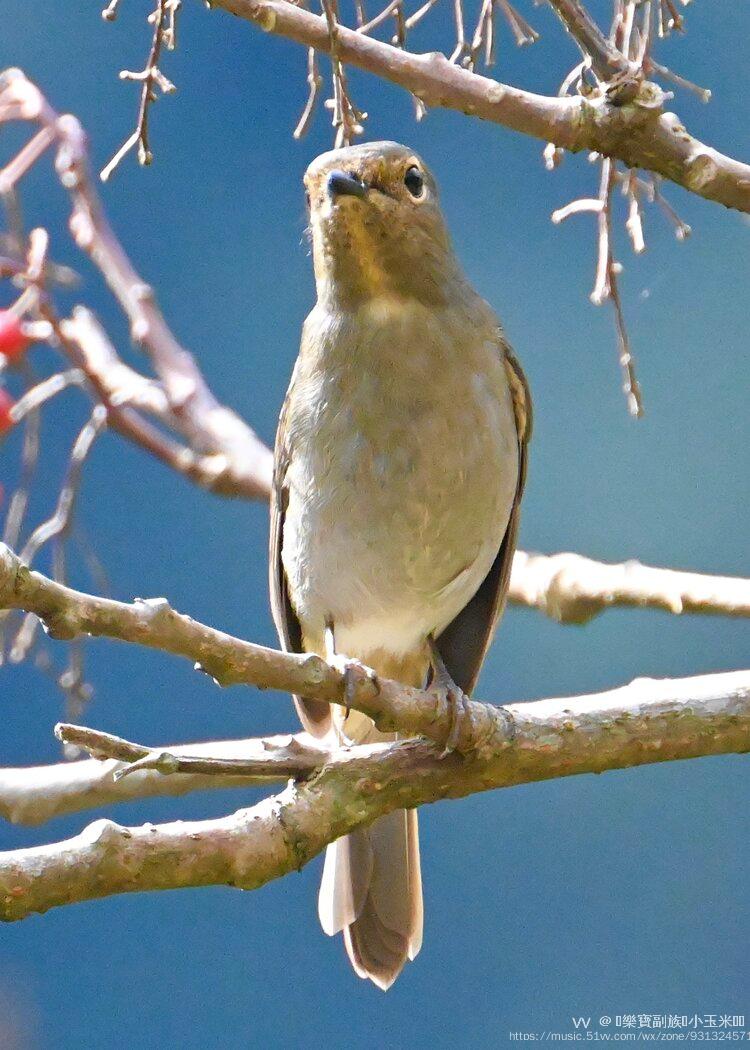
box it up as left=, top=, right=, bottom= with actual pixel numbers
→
left=0, top=311, right=31, bottom=363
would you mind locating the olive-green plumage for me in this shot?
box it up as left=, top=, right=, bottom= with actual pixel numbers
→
left=270, top=141, right=531, bottom=989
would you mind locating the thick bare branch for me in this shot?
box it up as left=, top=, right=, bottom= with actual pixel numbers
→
left=3, top=536, right=749, bottom=689
left=1, top=667, right=749, bottom=920
left=2, top=543, right=750, bottom=759
left=213, top=0, right=750, bottom=213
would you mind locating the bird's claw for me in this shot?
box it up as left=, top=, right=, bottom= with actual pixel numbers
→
left=328, top=653, right=379, bottom=718
left=435, top=677, right=469, bottom=758
left=426, top=635, right=470, bottom=757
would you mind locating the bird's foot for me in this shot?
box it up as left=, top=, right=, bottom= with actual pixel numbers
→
left=323, top=624, right=379, bottom=740
left=329, top=654, right=379, bottom=708
left=324, top=627, right=380, bottom=727
left=427, top=636, right=469, bottom=757
left=330, top=657, right=380, bottom=744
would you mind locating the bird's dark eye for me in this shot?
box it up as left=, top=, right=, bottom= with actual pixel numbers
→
left=404, top=166, right=425, bottom=199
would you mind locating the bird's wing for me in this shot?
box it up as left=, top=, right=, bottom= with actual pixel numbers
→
left=433, top=344, right=532, bottom=695
left=269, top=385, right=333, bottom=738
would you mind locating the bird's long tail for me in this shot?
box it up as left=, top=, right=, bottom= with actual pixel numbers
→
left=319, top=802, right=422, bottom=991
left=316, top=655, right=425, bottom=990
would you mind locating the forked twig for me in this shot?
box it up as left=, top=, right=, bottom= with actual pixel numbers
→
left=321, top=0, right=367, bottom=146
left=100, top=0, right=179, bottom=180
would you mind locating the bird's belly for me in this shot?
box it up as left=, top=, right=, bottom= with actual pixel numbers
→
left=282, top=365, right=518, bottom=659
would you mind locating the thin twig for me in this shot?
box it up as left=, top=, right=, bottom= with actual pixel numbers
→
left=101, top=0, right=177, bottom=180
left=293, top=48, right=324, bottom=138
left=0, top=386, right=40, bottom=664
left=403, top=0, right=438, bottom=30
left=9, top=370, right=86, bottom=424
left=55, top=723, right=329, bottom=780
left=624, top=169, right=645, bottom=254
left=357, top=0, right=402, bottom=36
left=450, top=0, right=467, bottom=62
left=590, top=156, right=613, bottom=306
left=497, top=0, right=538, bottom=47
left=0, top=732, right=334, bottom=826
left=551, top=197, right=604, bottom=223
left=647, top=59, right=711, bottom=103
left=10, top=406, right=107, bottom=663
left=588, top=157, right=643, bottom=416
left=321, top=0, right=367, bottom=146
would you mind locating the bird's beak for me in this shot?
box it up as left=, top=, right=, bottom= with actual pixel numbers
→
left=326, top=169, right=367, bottom=200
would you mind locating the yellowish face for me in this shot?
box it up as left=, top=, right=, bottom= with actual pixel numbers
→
left=304, top=141, right=455, bottom=306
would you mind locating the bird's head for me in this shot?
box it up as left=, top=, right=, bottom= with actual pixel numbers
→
left=304, top=141, right=463, bottom=308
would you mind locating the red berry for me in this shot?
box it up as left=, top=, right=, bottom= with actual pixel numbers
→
left=0, top=311, right=30, bottom=362
left=0, top=388, right=15, bottom=434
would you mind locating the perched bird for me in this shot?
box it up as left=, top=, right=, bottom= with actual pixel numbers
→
left=270, top=141, right=531, bottom=990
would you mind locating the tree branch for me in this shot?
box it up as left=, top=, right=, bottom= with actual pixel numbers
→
left=0, top=731, right=327, bottom=826
left=213, top=0, right=750, bottom=213
left=1, top=541, right=750, bottom=760
left=546, top=0, right=634, bottom=84
left=1, top=667, right=749, bottom=920
left=1, top=539, right=748, bottom=704
left=509, top=551, right=750, bottom=624
left=55, top=722, right=327, bottom=781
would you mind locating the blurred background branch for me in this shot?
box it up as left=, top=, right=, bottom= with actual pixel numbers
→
left=508, top=551, right=750, bottom=624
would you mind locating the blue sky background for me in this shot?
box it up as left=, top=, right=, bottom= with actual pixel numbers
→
left=1, top=2, right=748, bottom=1047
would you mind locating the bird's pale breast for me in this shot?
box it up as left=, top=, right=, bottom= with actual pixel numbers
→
left=281, top=296, right=519, bottom=661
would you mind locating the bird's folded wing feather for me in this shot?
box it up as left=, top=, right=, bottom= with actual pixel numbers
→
left=433, top=342, right=532, bottom=695
left=269, top=384, right=333, bottom=737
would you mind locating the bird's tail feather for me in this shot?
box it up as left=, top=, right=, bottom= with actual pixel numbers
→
left=318, top=808, right=422, bottom=991
left=317, top=649, right=426, bottom=989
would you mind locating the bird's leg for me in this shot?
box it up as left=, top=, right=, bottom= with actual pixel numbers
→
left=427, top=635, right=470, bottom=757
left=324, top=622, right=379, bottom=741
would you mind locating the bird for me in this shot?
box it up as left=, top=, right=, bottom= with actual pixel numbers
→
left=269, top=140, right=531, bottom=990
